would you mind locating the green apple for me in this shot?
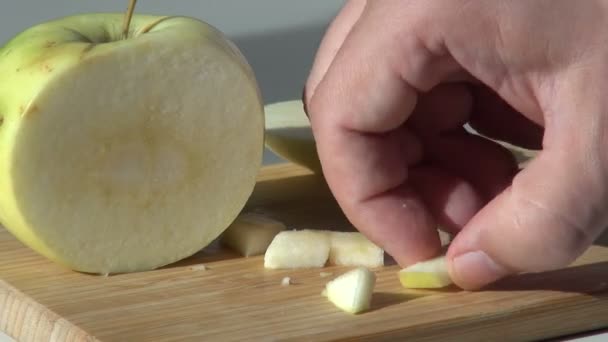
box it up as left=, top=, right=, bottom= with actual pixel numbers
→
left=0, top=13, right=264, bottom=274
left=264, top=99, right=322, bottom=172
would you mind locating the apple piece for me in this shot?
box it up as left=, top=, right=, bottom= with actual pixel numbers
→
left=264, top=230, right=330, bottom=269
left=324, top=267, right=376, bottom=314
left=264, top=100, right=322, bottom=172
left=221, top=213, right=286, bottom=257
left=281, top=276, right=292, bottom=286
left=398, top=255, right=453, bottom=289
left=190, top=264, right=207, bottom=271
left=0, top=13, right=264, bottom=274
left=328, top=232, right=384, bottom=268
left=463, top=124, right=539, bottom=165
left=438, top=229, right=452, bottom=247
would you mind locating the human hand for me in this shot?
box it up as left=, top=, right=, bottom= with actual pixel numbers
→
left=304, top=0, right=608, bottom=289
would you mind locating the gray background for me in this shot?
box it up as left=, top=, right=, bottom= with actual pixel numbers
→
left=0, top=2, right=605, bottom=341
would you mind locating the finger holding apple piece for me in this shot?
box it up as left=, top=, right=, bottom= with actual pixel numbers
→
left=0, top=0, right=264, bottom=274
left=398, top=255, right=454, bottom=289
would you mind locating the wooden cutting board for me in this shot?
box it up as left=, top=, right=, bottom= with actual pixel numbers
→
left=1, top=163, right=608, bottom=342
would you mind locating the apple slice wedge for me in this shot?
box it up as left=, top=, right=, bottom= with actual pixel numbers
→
left=323, top=267, right=376, bottom=314
left=398, top=255, right=453, bottom=289
left=264, top=100, right=322, bottom=172
left=0, top=14, right=264, bottom=274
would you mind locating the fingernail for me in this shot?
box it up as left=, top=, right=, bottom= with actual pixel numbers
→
left=452, top=251, right=509, bottom=290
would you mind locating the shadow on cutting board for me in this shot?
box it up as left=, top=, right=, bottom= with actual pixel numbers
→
left=486, top=261, right=608, bottom=294
left=161, top=172, right=351, bottom=270
left=245, top=172, right=356, bottom=231
left=369, top=292, right=428, bottom=311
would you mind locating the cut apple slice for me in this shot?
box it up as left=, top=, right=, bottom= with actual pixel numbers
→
left=221, top=213, right=286, bottom=257
left=0, top=14, right=264, bottom=274
left=323, top=267, right=376, bottom=314
left=328, top=232, right=384, bottom=268
left=264, top=100, right=321, bottom=172
left=264, top=230, right=330, bottom=269
left=398, top=255, right=453, bottom=289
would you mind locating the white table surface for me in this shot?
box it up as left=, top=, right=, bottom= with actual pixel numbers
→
left=0, top=1, right=606, bottom=341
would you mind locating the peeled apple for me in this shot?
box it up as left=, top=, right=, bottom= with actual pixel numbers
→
left=0, top=14, right=264, bottom=274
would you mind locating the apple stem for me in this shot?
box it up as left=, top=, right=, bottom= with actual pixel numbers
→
left=122, top=0, right=138, bottom=39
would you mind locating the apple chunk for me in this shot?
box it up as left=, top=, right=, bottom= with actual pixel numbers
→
left=0, top=14, right=264, bottom=273
left=398, top=255, right=453, bottom=289
left=323, top=267, right=376, bottom=314
left=328, top=232, right=384, bottom=268
left=221, top=213, right=286, bottom=257
left=264, top=230, right=330, bottom=269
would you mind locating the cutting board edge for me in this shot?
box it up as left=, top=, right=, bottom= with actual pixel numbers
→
left=0, top=278, right=97, bottom=342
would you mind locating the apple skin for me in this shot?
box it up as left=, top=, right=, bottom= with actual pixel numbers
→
left=0, top=14, right=264, bottom=273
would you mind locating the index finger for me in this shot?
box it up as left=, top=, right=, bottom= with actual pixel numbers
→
left=307, top=6, right=458, bottom=265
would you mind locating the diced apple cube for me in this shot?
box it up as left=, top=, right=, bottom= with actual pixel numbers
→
left=328, top=232, right=384, bottom=268
left=221, top=213, right=286, bottom=257
left=324, top=267, right=376, bottom=314
left=264, top=230, right=330, bottom=269
left=398, top=255, right=453, bottom=289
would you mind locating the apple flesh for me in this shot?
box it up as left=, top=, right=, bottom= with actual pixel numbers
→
left=323, top=267, right=376, bottom=314
left=264, top=230, right=330, bottom=269
left=398, top=255, right=453, bottom=289
left=328, top=232, right=384, bottom=268
left=0, top=14, right=264, bottom=273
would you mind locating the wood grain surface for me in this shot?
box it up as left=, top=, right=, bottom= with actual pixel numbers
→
left=1, top=163, right=608, bottom=342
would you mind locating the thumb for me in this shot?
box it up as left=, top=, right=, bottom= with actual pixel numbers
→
left=447, top=140, right=608, bottom=290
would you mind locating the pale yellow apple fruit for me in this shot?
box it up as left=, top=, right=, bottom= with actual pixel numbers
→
left=0, top=13, right=264, bottom=274
left=327, top=231, right=384, bottom=268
